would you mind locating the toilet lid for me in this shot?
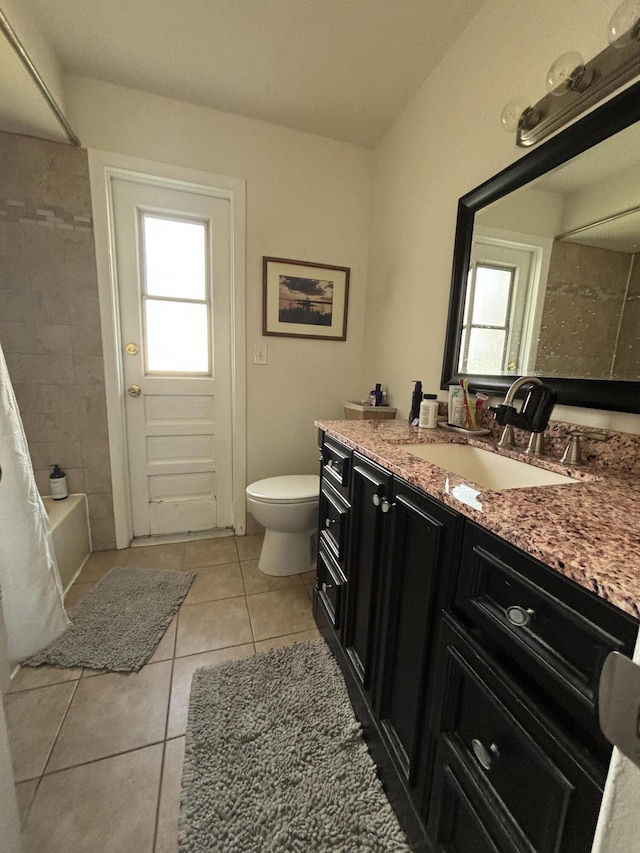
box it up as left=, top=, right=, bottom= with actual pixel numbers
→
left=246, top=475, right=320, bottom=504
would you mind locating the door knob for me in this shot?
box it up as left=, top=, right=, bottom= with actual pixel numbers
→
left=127, top=384, right=142, bottom=397
left=125, top=343, right=139, bottom=355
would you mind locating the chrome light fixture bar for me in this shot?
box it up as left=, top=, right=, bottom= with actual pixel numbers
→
left=503, top=1, right=640, bottom=147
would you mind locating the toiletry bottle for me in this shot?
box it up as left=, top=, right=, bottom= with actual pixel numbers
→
left=409, top=380, right=422, bottom=424
left=418, top=394, right=439, bottom=429
left=374, top=383, right=383, bottom=406
left=49, top=464, right=69, bottom=500
left=448, top=385, right=466, bottom=427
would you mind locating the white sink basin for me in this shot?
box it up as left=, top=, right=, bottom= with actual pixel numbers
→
left=397, top=443, right=579, bottom=491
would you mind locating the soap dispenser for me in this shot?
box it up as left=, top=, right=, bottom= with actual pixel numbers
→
left=49, top=464, right=69, bottom=500
left=409, top=380, right=422, bottom=424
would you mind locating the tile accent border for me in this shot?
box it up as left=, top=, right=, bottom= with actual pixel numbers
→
left=0, top=198, right=93, bottom=231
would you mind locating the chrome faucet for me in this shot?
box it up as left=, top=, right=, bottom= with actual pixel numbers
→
left=489, top=376, right=557, bottom=455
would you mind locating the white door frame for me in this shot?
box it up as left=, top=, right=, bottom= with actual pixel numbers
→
left=89, top=150, right=246, bottom=548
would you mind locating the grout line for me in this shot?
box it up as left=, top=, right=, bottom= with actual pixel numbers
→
left=39, top=677, right=81, bottom=778
left=151, top=739, right=168, bottom=853
left=244, top=592, right=257, bottom=644
left=6, top=672, right=83, bottom=695
left=16, top=774, right=42, bottom=830
left=39, top=739, right=168, bottom=777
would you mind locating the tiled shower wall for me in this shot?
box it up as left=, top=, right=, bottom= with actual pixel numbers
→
left=536, top=239, right=638, bottom=380
left=613, top=252, right=640, bottom=380
left=0, top=131, right=115, bottom=550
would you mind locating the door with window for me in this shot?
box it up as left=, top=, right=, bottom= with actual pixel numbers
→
left=460, top=239, right=539, bottom=375
left=111, top=177, right=232, bottom=537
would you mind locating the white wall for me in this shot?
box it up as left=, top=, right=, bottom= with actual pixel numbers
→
left=477, top=186, right=564, bottom=237
left=66, top=75, right=373, bottom=483
left=363, top=0, right=640, bottom=435
left=562, top=161, right=640, bottom=231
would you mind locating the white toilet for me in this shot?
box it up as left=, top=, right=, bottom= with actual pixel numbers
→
left=246, top=475, right=320, bottom=576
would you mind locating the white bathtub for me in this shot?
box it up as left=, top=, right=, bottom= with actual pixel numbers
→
left=42, top=494, right=92, bottom=592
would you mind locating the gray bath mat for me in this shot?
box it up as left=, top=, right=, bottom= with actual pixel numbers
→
left=24, top=567, right=194, bottom=672
left=179, top=638, right=411, bottom=852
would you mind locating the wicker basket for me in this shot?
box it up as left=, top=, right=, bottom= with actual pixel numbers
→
left=344, top=401, right=397, bottom=420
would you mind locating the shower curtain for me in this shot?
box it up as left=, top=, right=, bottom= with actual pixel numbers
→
left=0, top=343, right=69, bottom=666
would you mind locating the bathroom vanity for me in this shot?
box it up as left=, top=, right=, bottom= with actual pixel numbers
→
left=313, top=419, right=640, bottom=853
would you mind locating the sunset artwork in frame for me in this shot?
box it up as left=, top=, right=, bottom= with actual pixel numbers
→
left=262, top=257, right=350, bottom=340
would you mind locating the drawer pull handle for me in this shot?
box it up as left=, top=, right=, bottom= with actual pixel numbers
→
left=506, top=605, right=534, bottom=627
left=372, top=494, right=395, bottom=512
left=325, top=518, right=339, bottom=528
left=471, top=738, right=500, bottom=770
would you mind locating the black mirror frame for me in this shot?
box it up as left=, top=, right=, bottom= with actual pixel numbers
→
left=441, top=78, right=640, bottom=414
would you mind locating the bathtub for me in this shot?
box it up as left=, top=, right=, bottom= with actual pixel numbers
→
left=42, top=494, right=92, bottom=593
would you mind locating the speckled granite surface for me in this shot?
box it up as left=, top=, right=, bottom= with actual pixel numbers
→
left=316, top=418, right=640, bottom=621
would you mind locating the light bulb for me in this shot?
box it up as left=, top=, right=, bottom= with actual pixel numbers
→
left=608, top=0, right=640, bottom=45
left=546, top=52, right=592, bottom=95
left=500, top=98, right=529, bottom=132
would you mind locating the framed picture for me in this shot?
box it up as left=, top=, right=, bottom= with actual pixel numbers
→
left=262, top=256, right=350, bottom=340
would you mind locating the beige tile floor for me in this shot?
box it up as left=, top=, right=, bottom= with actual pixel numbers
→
left=4, top=534, right=320, bottom=853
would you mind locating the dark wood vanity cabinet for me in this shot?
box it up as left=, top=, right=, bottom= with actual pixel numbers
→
left=452, top=522, right=638, bottom=768
left=428, top=616, right=606, bottom=853
left=427, top=523, right=637, bottom=852
left=314, top=432, right=639, bottom=853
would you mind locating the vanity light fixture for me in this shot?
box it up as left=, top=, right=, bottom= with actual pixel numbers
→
left=501, top=0, right=640, bottom=147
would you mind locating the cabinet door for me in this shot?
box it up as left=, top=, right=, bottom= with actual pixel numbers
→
left=375, top=480, right=461, bottom=791
left=343, top=453, right=391, bottom=693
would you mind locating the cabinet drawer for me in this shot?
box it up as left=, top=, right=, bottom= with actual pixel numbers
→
left=428, top=741, right=521, bottom=853
left=317, top=546, right=347, bottom=631
left=318, top=480, right=349, bottom=564
left=321, top=435, right=351, bottom=499
left=429, top=616, right=603, bottom=853
left=455, top=522, right=637, bottom=726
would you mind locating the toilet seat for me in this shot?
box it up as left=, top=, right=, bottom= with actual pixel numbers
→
left=246, top=475, right=319, bottom=504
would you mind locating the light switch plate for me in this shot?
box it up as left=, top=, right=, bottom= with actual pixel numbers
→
left=254, top=343, right=267, bottom=365
left=599, top=651, right=640, bottom=768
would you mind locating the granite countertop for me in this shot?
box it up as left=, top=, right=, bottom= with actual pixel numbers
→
left=315, top=418, right=640, bottom=621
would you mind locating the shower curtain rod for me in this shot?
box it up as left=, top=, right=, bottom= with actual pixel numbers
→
left=0, top=6, right=81, bottom=146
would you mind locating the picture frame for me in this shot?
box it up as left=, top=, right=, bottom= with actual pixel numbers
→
left=262, top=256, right=350, bottom=340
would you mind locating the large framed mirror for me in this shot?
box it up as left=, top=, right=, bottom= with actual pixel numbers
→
left=441, top=78, right=640, bottom=414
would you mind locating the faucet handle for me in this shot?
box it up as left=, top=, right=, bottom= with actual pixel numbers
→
left=568, top=429, right=608, bottom=442
left=560, top=429, right=608, bottom=465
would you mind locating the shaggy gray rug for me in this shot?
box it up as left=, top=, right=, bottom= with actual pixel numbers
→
left=24, top=567, right=194, bottom=672
left=179, top=639, right=412, bottom=853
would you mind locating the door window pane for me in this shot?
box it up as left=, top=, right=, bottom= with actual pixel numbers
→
left=145, top=300, right=209, bottom=373
left=472, top=266, right=512, bottom=326
left=466, top=328, right=507, bottom=374
left=142, top=215, right=206, bottom=300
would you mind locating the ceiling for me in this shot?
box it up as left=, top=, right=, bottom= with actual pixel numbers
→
left=4, top=0, right=485, bottom=149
